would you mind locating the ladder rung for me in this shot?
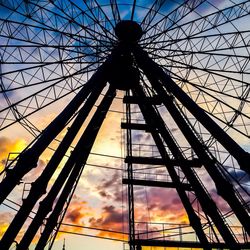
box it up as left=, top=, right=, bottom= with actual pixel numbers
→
left=122, top=178, right=192, bottom=191
left=125, top=156, right=164, bottom=165
left=123, top=95, right=162, bottom=105
left=125, top=156, right=202, bottom=168
left=121, top=122, right=149, bottom=130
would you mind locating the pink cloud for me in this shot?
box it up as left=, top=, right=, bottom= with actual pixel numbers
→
left=88, top=205, right=128, bottom=240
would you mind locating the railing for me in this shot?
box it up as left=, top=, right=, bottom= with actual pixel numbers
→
left=134, top=222, right=198, bottom=242
left=125, top=171, right=171, bottom=182
left=133, top=222, right=250, bottom=244
left=130, top=143, right=197, bottom=160
left=0, top=152, right=20, bottom=181
left=131, top=143, right=160, bottom=158
left=123, top=170, right=191, bottom=189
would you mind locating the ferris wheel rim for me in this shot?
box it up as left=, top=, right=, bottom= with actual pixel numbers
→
left=0, top=0, right=249, bottom=140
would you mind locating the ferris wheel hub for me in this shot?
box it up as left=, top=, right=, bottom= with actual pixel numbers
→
left=115, top=20, right=143, bottom=42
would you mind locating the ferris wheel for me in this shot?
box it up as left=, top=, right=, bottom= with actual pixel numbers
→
left=0, top=0, right=250, bottom=249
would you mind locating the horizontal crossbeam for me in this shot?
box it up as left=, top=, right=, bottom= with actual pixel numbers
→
left=133, top=239, right=250, bottom=249
left=123, top=178, right=192, bottom=191
left=121, top=122, right=150, bottom=131
left=125, top=156, right=202, bottom=168
left=123, top=95, right=162, bottom=105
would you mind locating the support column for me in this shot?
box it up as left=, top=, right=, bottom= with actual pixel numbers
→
left=0, top=57, right=113, bottom=205
left=133, top=46, right=250, bottom=175
left=135, top=55, right=250, bottom=237
left=125, top=91, right=136, bottom=250
left=0, top=82, right=106, bottom=250
left=15, top=86, right=116, bottom=250
left=133, top=50, right=243, bottom=247
left=132, top=85, right=216, bottom=249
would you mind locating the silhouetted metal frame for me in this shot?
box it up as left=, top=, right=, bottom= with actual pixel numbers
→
left=14, top=85, right=116, bottom=250
left=0, top=56, right=114, bottom=250
left=133, top=46, right=250, bottom=246
left=34, top=86, right=117, bottom=250
left=0, top=10, right=249, bottom=247
left=125, top=91, right=136, bottom=250
left=131, top=84, right=211, bottom=249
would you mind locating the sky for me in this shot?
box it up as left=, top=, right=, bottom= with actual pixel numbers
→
left=0, top=0, right=250, bottom=250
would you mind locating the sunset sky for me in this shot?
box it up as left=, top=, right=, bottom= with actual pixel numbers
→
left=0, top=0, right=250, bottom=249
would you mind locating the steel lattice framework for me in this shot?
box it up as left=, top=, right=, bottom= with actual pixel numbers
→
left=0, top=0, right=250, bottom=250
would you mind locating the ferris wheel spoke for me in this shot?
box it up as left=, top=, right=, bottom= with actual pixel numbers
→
left=0, top=19, right=111, bottom=88
left=0, top=45, right=110, bottom=66
left=156, top=63, right=250, bottom=137
left=143, top=30, right=250, bottom=57
left=187, top=101, right=250, bottom=138
left=154, top=54, right=249, bottom=89
left=0, top=19, right=112, bottom=55
left=152, top=67, right=249, bottom=106
left=0, top=42, right=106, bottom=92
left=0, top=0, right=113, bottom=48
left=155, top=66, right=249, bottom=103
left=52, top=0, right=116, bottom=43
left=174, top=91, right=250, bottom=142
left=1, top=59, right=105, bottom=93
left=168, top=70, right=250, bottom=105
left=140, top=0, right=166, bottom=31
left=31, top=0, right=115, bottom=45
left=131, top=0, right=137, bottom=21
left=170, top=69, right=250, bottom=119
left=142, top=0, right=206, bottom=42
left=149, top=49, right=250, bottom=61
left=0, top=78, right=44, bottom=137
left=154, top=54, right=250, bottom=105
left=0, top=63, right=97, bottom=131
left=140, top=30, right=250, bottom=49
left=0, top=60, right=98, bottom=95
left=81, top=0, right=116, bottom=32
left=168, top=68, right=250, bottom=116
left=0, top=45, right=107, bottom=67
left=145, top=0, right=250, bottom=46
left=110, top=0, right=121, bottom=24
left=150, top=51, right=250, bottom=79
left=0, top=19, right=83, bottom=47
left=0, top=1, right=80, bottom=38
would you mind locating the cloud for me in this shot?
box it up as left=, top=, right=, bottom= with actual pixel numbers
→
left=88, top=205, right=127, bottom=240
left=98, top=172, right=120, bottom=190
left=0, top=212, right=12, bottom=238
left=94, top=170, right=125, bottom=202
left=99, top=190, right=112, bottom=199
left=91, top=110, right=123, bottom=159
left=0, top=211, right=33, bottom=243
left=0, top=136, right=27, bottom=172
left=56, top=196, right=95, bottom=240
left=64, top=196, right=94, bottom=225
left=87, top=185, right=189, bottom=241
left=135, top=187, right=188, bottom=224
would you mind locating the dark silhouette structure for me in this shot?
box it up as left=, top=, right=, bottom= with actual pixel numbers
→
left=0, top=1, right=250, bottom=250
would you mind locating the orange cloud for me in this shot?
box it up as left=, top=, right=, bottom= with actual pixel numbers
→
left=92, top=111, right=123, bottom=159
left=88, top=205, right=127, bottom=241
left=133, top=187, right=189, bottom=225
left=56, top=197, right=95, bottom=240
left=0, top=212, right=27, bottom=243
left=0, top=136, right=27, bottom=172
left=64, top=199, right=93, bottom=225
left=0, top=222, right=9, bottom=238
